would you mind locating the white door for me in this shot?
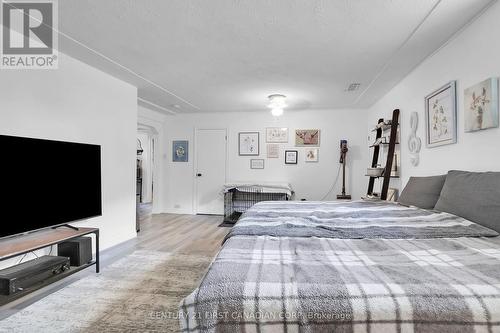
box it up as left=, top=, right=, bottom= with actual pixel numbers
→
left=195, top=129, right=227, bottom=215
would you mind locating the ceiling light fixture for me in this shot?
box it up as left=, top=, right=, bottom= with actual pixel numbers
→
left=268, top=94, right=287, bottom=117
left=271, top=108, right=284, bottom=117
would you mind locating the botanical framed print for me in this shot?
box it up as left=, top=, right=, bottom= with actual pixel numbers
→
left=239, top=132, right=259, bottom=156
left=425, top=81, right=457, bottom=148
left=464, top=78, right=499, bottom=132
left=285, top=150, right=298, bottom=164
left=266, top=127, right=288, bottom=143
left=267, top=144, right=279, bottom=158
left=305, top=148, right=319, bottom=162
left=172, top=140, right=188, bottom=162
left=295, top=129, right=320, bottom=146
left=250, top=159, right=264, bottom=169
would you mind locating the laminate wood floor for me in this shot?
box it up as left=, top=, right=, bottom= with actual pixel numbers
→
left=0, top=213, right=228, bottom=320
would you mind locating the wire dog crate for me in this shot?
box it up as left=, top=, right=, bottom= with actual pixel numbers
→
left=223, top=186, right=290, bottom=224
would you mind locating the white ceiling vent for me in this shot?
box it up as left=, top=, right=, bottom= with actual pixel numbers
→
left=346, top=83, right=361, bottom=92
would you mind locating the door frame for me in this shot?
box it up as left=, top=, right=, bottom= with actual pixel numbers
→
left=137, top=123, right=160, bottom=210
left=193, top=127, right=228, bottom=215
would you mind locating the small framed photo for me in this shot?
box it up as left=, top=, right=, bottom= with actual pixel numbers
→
left=266, top=127, right=288, bottom=143
left=425, top=81, right=457, bottom=148
left=267, top=144, right=279, bottom=158
left=285, top=150, right=298, bottom=164
left=250, top=159, right=264, bottom=169
left=172, top=140, right=188, bottom=162
left=295, top=129, right=320, bottom=146
left=305, top=148, right=319, bottom=162
left=239, top=132, right=259, bottom=156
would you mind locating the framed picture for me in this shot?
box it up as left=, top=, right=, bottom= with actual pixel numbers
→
left=267, top=144, right=279, bottom=158
left=250, top=159, right=264, bottom=169
left=305, top=148, right=319, bottom=162
left=239, top=132, right=259, bottom=156
left=266, top=127, right=288, bottom=143
left=172, top=140, right=188, bottom=162
left=464, top=78, right=499, bottom=132
left=295, top=129, right=320, bottom=146
left=425, top=81, right=457, bottom=148
left=285, top=150, right=298, bottom=164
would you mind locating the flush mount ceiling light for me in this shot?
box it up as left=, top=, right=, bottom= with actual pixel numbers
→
left=268, top=94, right=287, bottom=117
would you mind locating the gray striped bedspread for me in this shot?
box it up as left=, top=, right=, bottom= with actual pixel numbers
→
left=227, top=201, right=498, bottom=239
left=180, top=201, right=500, bottom=332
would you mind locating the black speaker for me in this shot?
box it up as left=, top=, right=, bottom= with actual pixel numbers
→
left=58, top=237, right=92, bottom=267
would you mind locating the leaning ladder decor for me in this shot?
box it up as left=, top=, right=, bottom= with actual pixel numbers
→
left=366, top=109, right=400, bottom=200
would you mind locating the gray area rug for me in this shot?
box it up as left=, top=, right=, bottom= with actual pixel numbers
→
left=0, top=250, right=213, bottom=333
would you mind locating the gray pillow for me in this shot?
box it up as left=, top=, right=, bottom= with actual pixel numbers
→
left=398, top=175, right=447, bottom=209
left=435, top=170, right=500, bottom=232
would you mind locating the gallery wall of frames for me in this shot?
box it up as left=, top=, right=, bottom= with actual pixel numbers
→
left=171, top=127, right=326, bottom=169
left=238, top=128, right=321, bottom=170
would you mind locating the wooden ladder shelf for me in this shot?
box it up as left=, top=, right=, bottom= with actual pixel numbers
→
left=367, top=109, right=400, bottom=200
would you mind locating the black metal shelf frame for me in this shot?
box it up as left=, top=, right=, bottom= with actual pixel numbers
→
left=0, top=228, right=99, bottom=306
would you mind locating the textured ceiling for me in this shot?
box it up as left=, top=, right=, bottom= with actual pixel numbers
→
left=57, top=0, right=495, bottom=113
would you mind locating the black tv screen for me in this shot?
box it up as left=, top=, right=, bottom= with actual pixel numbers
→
left=0, top=135, right=102, bottom=238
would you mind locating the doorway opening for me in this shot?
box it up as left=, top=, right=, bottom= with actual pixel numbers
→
left=136, top=125, right=157, bottom=231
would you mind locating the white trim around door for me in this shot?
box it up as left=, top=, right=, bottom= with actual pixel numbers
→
left=193, top=128, right=228, bottom=215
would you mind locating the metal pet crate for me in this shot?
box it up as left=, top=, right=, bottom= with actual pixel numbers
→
left=223, top=186, right=291, bottom=224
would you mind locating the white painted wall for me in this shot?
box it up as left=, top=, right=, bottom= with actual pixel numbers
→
left=368, top=1, right=500, bottom=192
left=0, top=52, right=137, bottom=268
left=162, top=109, right=368, bottom=214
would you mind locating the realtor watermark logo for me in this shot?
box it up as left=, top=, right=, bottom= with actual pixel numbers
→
left=1, top=0, right=58, bottom=69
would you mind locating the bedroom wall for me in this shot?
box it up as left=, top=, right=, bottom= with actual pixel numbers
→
left=368, top=1, right=500, bottom=192
left=161, top=109, right=369, bottom=214
left=0, top=52, right=138, bottom=268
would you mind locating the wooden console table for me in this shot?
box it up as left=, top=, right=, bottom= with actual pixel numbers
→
left=0, top=227, right=99, bottom=305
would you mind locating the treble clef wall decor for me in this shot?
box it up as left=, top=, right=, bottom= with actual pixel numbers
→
left=408, top=112, right=422, bottom=166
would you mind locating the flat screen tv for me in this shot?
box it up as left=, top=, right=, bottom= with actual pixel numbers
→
left=0, top=135, right=102, bottom=239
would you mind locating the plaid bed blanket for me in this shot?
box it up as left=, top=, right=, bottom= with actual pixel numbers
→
left=180, top=201, right=500, bottom=332
left=226, top=201, right=498, bottom=239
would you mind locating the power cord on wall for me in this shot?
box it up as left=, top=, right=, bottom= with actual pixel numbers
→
left=17, top=253, right=28, bottom=265
left=320, top=163, right=343, bottom=201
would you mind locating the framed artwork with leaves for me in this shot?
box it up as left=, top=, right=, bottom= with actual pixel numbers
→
left=238, top=132, right=259, bottom=156
left=464, top=78, right=499, bottom=132
left=424, top=81, right=457, bottom=148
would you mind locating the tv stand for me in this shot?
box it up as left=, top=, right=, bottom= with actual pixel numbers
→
left=52, top=224, right=80, bottom=231
left=0, top=227, right=99, bottom=305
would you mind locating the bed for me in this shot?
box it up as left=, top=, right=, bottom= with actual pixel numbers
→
left=180, top=199, right=500, bottom=332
